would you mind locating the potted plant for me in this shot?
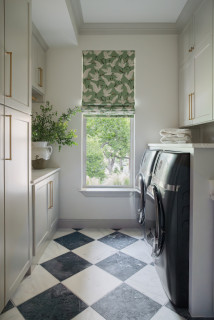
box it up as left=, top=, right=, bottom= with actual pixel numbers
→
left=32, top=101, right=80, bottom=169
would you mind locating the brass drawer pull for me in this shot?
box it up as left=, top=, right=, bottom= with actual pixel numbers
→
left=6, top=52, right=12, bottom=97
left=38, top=67, right=43, bottom=87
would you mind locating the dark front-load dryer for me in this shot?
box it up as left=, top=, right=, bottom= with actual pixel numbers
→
left=135, top=149, right=159, bottom=224
left=144, top=151, right=190, bottom=307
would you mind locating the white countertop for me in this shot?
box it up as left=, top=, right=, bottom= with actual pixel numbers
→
left=31, top=168, right=61, bottom=184
left=148, top=143, right=214, bottom=149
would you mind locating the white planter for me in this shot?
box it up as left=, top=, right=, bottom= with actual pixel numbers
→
left=32, top=141, right=53, bottom=161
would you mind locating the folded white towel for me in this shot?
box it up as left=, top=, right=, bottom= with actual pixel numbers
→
left=160, top=132, right=192, bottom=138
left=160, top=128, right=191, bottom=137
left=160, top=135, right=191, bottom=144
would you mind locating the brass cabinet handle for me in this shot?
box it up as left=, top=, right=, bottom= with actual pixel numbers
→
left=51, top=181, right=53, bottom=208
left=189, top=94, right=191, bottom=120
left=38, top=67, right=43, bottom=87
left=48, top=181, right=54, bottom=209
left=5, top=115, right=12, bottom=160
left=191, top=92, right=194, bottom=120
left=6, top=52, right=12, bottom=97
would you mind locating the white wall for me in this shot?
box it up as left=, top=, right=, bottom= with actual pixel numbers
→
left=42, top=34, right=178, bottom=223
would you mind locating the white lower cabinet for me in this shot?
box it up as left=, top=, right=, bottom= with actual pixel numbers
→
left=32, top=170, right=59, bottom=257
left=0, top=105, right=31, bottom=311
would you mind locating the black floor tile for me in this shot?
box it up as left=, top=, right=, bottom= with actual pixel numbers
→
left=18, top=283, right=87, bottom=320
left=92, top=283, right=161, bottom=320
left=54, top=231, right=94, bottom=250
left=98, top=231, right=137, bottom=250
left=1, top=300, right=14, bottom=314
left=96, top=251, right=146, bottom=281
left=41, top=252, right=92, bottom=281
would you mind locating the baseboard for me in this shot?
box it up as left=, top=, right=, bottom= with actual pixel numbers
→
left=58, top=219, right=139, bottom=229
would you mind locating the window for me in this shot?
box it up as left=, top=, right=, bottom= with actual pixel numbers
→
left=81, top=50, right=135, bottom=188
left=83, top=115, right=134, bottom=187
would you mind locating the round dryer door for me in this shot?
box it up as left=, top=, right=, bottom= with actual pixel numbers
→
left=152, top=185, right=165, bottom=257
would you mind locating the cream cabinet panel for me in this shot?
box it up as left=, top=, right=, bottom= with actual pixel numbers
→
left=4, top=107, right=31, bottom=302
left=33, top=170, right=60, bottom=258
left=4, top=0, right=31, bottom=114
left=193, top=42, right=212, bottom=124
left=179, top=58, right=194, bottom=127
left=32, top=35, right=45, bottom=95
left=179, top=19, right=194, bottom=66
left=48, top=173, right=59, bottom=230
left=194, top=0, right=212, bottom=50
left=33, top=181, right=49, bottom=256
left=0, top=105, right=4, bottom=312
left=0, top=0, right=4, bottom=105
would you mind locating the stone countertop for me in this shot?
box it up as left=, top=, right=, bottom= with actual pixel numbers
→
left=31, top=168, right=61, bottom=184
left=148, top=143, right=214, bottom=149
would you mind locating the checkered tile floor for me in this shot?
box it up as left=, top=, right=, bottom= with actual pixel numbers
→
left=0, top=228, right=196, bottom=320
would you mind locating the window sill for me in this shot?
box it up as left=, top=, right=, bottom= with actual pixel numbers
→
left=80, top=188, right=136, bottom=197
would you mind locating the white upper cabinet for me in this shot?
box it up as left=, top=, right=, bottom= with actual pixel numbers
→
left=179, top=58, right=194, bottom=127
left=179, top=18, right=194, bottom=66
left=4, top=0, right=31, bottom=114
left=179, top=0, right=213, bottom=127
left=32, top=35, right=46, bottom=96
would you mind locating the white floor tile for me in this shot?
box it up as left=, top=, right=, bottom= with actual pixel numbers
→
left=121, top=240, right=153, bottom=264
left=72, top=241, right=117, bottom=264
left=62, top=265, right=122, bottom=305
left=72, top=307, right=105, bottom=320
left=119, top=227, right=144, bottom=239
left=126, top=265, right=168, bottom=305
left=38, top=240, right=70, bottom=264
left=79, top=228, right=114, bottom=240
left=150, top=306, right=185, bottom=320
left=12, top=265, right=59, bottom=306
left=0, top=308, right=25, bottom=320
left=52, top=229, right=75, bottom=240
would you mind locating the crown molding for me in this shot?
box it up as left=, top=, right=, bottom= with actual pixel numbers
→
left=32, top=23, right=49, bottom=51
left=79, top=22, right=177, bottom=35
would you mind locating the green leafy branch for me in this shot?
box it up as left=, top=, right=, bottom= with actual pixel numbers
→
left=32, top=101, right=81, bottom=151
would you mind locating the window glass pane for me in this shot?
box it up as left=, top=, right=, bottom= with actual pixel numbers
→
left=85, top=116, right=131, bottom=186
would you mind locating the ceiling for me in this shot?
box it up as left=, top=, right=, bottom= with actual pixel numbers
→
left=32, top=0, right=191, bottom=48
left=79, top=0, right=188, bottom=23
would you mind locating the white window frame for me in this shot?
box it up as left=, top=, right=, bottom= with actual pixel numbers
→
left=81, top=113, right=135, bottom=189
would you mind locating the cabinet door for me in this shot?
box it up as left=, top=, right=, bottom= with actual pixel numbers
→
left=193, top=41, right=212, bottom=124
left=32, top=36, right=38, bottom=91
left=48, top=173, right=59, bottom=230
left=194, top=0, right=212, bottom=50
left=37, top=42, right=45, bottom=94
left=0, top=105, right=4, bottom=312
left=179, top=19, right=194, bottom=66
left=0, top=0, right=4, bottom=105
left=33, top=181, right=49, bottom=255
left=179, top=59, right=194, bottom=127
left=4, top=0, right=31, bottom=114
left=4, top=107, right=31, bottom=301
left=32, top=35, right=45, bottom=95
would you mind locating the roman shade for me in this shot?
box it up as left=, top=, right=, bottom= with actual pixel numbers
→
left=82, top=50, right=135, bottom=115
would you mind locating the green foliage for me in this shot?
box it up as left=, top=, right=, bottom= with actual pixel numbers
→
left=86, top=116, right=131, bottom=182
left=86, top=137, right=106, bottom=182
left=32, top=101, right=80, bottom=151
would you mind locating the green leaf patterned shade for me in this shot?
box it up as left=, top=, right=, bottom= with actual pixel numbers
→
left=82, top=50, right=135, bottom=115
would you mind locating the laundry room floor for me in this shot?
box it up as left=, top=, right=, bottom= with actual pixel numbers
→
left=0, top=228, right=202, bottom=320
